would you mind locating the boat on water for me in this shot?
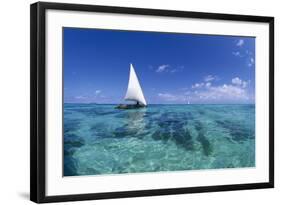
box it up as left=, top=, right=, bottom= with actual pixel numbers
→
left=116, top=64, right=147, bottom=109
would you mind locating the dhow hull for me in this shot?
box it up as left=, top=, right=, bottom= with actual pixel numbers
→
left=115, top=104, right=146, bottom=109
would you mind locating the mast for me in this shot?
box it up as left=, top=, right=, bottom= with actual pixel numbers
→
left=124, top=64, right=147, bottom=106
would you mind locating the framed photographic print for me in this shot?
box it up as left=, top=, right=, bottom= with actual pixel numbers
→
left=30, top=2, right=274, bottom=203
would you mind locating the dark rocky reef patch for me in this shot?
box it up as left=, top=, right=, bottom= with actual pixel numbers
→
left=216, top=120, right=254, bottom=142
left=151, top=112, right=194, bottom=150
left=113, top=125, right=139, bottom=138
left=63, top=133, right=85, bottom=176
left=197, top=131, right=213, bottom=156
left=90, top=122, right=113, bottom=138
left=194, top=120, right=213, bottom=156
left=64, top=156, right=78, bottom=176
left=64, top=119, right=80, bottom=133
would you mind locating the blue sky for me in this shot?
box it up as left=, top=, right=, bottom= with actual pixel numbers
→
left=63, top=27, right=255, bottom=104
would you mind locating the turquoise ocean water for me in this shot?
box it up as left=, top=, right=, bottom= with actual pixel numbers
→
left=64, top=104, right=255, bottom=176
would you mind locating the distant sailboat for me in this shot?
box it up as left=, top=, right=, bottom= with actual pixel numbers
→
left=116, top=64, right=147, bottom=109
left=185, top=96, right=190, bottom=105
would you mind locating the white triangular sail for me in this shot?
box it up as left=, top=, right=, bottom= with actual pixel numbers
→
left=124, top=64, right=147, bottom=106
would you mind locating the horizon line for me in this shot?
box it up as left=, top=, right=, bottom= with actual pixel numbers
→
left=64, top=102, right=255, bottom=105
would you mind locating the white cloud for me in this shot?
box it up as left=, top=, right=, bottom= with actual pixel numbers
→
left=75, top=95, right=87, bottom=99
left=185, top=77, right=252, bottom=103
left=172, top=65, right=185, bottom=73
left=204, top=75, right=217, bottom=82
left=232, top=51, right=242, bottom=57
left=236, top=39, right=244, bottom=47
left=156, top=64, right=169, bottom=73
left=158, top=93, right=178, bottom=101
left=246, top=50, right=253, bottom=55
left=233, top=46, right=255, bottom=68
left=248, top=57, right=255, bottom=67
left=95, top=90, right=101, bottom=95
left=190, top=75, right=217, bottom=90
left=232, top=77, right=242, bottom=85
left=242, top=81, right=248, bottom=88
left=205, top=82, right=211, bottom=88
left=155, top=64, right=184, bottom=73
left=194, top=84, right=248, bottom=101
left=192, top=83, right=204, bottom=89
left=231, top=77, right=248, bottom=88
left=158, top=75, right=252, bottom=103
left=158, top=93, right=189, bottom=102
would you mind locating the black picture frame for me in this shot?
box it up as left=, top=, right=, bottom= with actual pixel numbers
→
left=30, top=1, right=274, bottom=203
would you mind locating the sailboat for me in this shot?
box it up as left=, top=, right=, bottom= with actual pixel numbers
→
left=116, top=64, right=147, bottom=109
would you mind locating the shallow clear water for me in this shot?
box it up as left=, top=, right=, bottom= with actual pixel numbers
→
left=64, top=104, right=255, bottom=176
